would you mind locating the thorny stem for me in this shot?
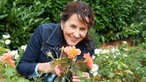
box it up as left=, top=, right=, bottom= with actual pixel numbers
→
left=60, top=46, right=64, bottom=59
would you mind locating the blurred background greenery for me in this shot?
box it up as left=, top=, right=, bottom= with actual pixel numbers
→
left=0, top=0, right=146, bottom=49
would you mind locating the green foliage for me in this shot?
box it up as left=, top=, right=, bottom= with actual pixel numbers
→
left=93, top=42, right=146, bottom=82
left=0, top=48, right=29, bottom=82
left=88, top=0, right=146, bottom=46
left=0, top=0, right=145, bottom=49
left=0, top=35, right=28, bottom=81
left=0, top=0, right=71, bottom=49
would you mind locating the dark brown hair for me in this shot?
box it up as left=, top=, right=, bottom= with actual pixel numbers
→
left=60, top=1, right=94, bottom=48
left=61, top=1, right=94, bottom=28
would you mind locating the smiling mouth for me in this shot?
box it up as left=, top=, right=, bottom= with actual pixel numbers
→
left=70, top=36, right=78, bottom=42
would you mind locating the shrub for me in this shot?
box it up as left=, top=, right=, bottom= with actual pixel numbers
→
left=88, top=0, right=146, bottom=46
left=0, top=0, right=70, bottom=49
left=0, top=0, right=145, bottom=51
left=93, top=41, right=146, bottom=82
left=0, top=34, right=29, bottom=82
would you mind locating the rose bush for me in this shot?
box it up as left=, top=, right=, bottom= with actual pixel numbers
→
left=93, top=41, right=146, bottom=82
left=0, top=34, right=145, bottom=82
left=0, top=34, right=29, bottom=82
left=36, top=46, right=95, bottom=82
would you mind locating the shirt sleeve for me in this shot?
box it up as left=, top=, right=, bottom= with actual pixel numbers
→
left=34, top=63, right=41, bottom=77
left=16, top=24, right=43, bottom=78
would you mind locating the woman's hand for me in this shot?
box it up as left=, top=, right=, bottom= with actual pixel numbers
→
left=37, top=62, right=62, bottom=76
left=72, top=72, right=90, bottom=82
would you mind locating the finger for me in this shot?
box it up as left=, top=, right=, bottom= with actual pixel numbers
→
left=82, top=72, right=90, bottom=78
left=38, top=63, right=50, bottom=73
left=54, top=65, right=62, bottom=76
left=72, top=79, right=80, bottom=82
left=73, top=75, right=79, bottom=79
left=72, top=78, right=80, bottom=82
left=72, top=75, right=80, bottom=82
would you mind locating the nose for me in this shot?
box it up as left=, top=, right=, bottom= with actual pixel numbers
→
left=73, top=30, right=80, bottom=38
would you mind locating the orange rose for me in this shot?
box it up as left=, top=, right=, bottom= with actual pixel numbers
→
left=0, top=52, right=16, bottom=68
left=83, top=53, right=93, bottom=68
left=64, top=46, right=81, bottom=59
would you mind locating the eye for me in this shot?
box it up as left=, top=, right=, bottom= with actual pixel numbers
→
left=80, top=28, right=86, bottom=31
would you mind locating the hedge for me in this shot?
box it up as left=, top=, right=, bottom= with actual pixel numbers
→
left=0, top=0, right=145, bottom=49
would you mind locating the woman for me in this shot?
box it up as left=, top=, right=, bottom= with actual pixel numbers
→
left=16, top=1, right=95, bottom=82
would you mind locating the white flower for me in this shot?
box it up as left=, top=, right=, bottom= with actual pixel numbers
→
left=111, top=48, right=119, bottom=53
left=91, top=64, right=99, bottom=76
left=3, top=34, right=10, bottom=39
left=91, top=64, right=98, bottom=72
left=5, top=39, right=11, bottom=45
left=101, top=49, right=110, bottom=54
left=21, top=45, right=27, bottom=51
left=105, top=56, right=109, bottom=59
left=10, top=50, right=19, bottom=59
left=113, top=55, right=116, bottom=58
left=123, top=41, right=127, bottom=44
left=93, top=71, right=98, bottom=76
left=123, top=54, right=127, bottom=57
left=123, top=48, right=129, bottom=51
left=10, top=50, right=18, bottom=56
left=92, top=55, right=96, bottom=59
left=94, top=48, right=102, bottom=55
left=115, top=52, right=121, bottom=55
left=14, top=54, right=19, bottom=59
left=111, top=48, right=116, bottom=53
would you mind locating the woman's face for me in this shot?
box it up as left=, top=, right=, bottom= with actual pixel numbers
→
left=61, top=14, right=88, bottom=46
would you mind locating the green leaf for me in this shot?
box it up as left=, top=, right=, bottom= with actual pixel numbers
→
left=125, top=70, right=133, bottom=74
left=120, top=62, right=128, bottom=68
left=76, top=70, right=82, bottom=77
left=4, top=67, right=16, bottom=77
left=0, top=14, right=8, bottom=19
left=109, top=72, right=114, bottom=78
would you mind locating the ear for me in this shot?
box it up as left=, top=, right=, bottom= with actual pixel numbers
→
left=61, top=21, right=64, bottom=30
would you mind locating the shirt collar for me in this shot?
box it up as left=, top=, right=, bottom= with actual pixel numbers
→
left=46, top=24, right=63, bottom=47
